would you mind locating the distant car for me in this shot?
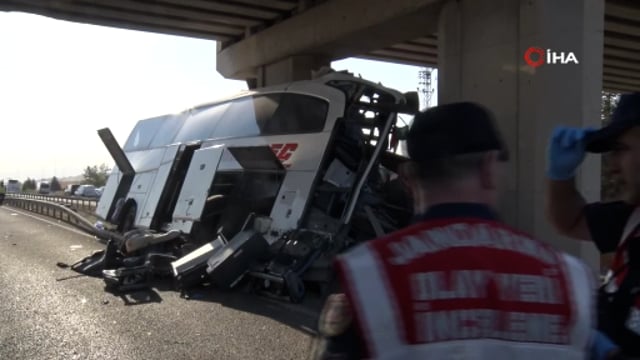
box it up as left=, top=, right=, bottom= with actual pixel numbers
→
left=64, top=184, right=80, bottom=196
left=38, top=182, right=51, bottom=195
left=95, top=186, right=104, bottom=198
left=6, top=179, right=20, bottom=193
left=75, top=184, right=99, bottom=198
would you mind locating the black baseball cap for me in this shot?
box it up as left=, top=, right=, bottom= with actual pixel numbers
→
left=585, top=93, right=640, bottom=153
left=407, top=102, right=509, bottom=162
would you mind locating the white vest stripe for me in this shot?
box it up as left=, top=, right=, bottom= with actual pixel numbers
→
left=561, top=253, right=596, bottom=352
left=338, top=243, right=404, bottom=358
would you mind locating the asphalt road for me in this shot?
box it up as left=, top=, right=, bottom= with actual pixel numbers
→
left=0, top=206, right=320, bottom=360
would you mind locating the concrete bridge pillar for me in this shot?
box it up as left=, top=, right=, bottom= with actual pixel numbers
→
left=438, top=0, right=605, bottom=269
left=249, top=55, right=331, bottom=88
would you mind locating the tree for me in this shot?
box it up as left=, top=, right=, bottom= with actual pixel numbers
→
left=22, top=178, right=36, bottom=192
left=50, top=176, right=62, bottom=192
left=83, top=164, right=110, bottom=187
left=601, top=91, right=621, bottom=201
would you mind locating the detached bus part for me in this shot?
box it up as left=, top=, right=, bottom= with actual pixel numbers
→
left=89, top=70, right=418, bottom=301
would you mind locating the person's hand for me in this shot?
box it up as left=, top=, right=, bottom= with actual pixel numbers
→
left=546, top=126, right=595, bottom=180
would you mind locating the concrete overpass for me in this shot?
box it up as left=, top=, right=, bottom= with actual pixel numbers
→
left=1, top=0, right=639, bottom=91
left=2, top=0, right=639, bottom=267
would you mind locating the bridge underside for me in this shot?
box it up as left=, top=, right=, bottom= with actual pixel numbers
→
left=0, top=0, right=638, bottom=92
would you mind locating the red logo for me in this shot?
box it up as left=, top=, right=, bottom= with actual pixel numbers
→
left=524, top=46, right=545, bottom=68
left=524, top=47, right=579, bottom=68
left=270, top=143, right=298, bottom=162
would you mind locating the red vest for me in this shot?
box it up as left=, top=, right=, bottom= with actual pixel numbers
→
left=336, top=218, right=595, bottom=359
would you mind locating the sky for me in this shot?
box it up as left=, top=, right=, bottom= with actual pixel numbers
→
left=0, top=11, right=436, bottom=181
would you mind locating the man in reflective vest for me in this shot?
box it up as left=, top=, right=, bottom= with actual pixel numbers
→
left=315, top=102, right=598, bottom=359
left=546, top=92, right=640, bottom=356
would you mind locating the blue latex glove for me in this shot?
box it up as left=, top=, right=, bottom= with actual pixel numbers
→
left=546, top=126, right=595, bottom=180
left=591, top=330, right=619, bottom=360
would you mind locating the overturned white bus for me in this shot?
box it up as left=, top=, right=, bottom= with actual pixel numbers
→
left=90, top=71, right=417, bottom=301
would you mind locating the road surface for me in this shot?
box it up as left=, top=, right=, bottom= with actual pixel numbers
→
left=0, top=206, right=319, bottom=360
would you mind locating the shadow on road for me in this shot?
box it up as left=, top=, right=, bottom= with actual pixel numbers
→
left=115, top=288, right=164, bottom=306
left=179, top=281, right=323, bottom=336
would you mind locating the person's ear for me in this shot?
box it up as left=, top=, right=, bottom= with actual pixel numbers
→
left=479, top=151, right=498, bottom=190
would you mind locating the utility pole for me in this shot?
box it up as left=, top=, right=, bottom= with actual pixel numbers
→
left=417, top=68, right=434, bottom=110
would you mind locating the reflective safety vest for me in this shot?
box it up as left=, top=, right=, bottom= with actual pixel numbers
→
left=335, top=218, right=595, bottom=360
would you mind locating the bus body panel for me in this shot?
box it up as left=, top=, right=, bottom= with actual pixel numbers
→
left=137, top=144, right=181, bottom=228
left=96, top=167, right=120, bottom=220
left=266, top=170, right=317, bottom=244
left=170, top=145, right=225, bottom=233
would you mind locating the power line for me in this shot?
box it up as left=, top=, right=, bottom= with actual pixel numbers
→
left=418, top=68, right=434, bottom=109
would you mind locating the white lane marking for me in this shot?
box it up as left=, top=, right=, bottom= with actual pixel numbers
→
left=0, top=206, right=95, bottom=240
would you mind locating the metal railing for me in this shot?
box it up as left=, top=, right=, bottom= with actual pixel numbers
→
left=3, top=194, right=119, bottom=243
left=10, top=193, right=98, bottom=211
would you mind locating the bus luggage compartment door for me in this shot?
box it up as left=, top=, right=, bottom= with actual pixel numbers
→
left=171, top=146, right=224, bottom=234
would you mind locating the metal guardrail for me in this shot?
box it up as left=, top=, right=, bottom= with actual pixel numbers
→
left=3, top=194, right=119, bottom=243
left=10, top=193, right=98, bottom=212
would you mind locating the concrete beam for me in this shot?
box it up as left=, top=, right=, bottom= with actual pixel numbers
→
left=605, top=45, right=640, bottom=61
left=256, top=55, right=331, bottom=87
left=4, top=0, right=244, bottom=38
left=0, top=1, right=235, bottom=41
left=217, top=0, right=444, bottom=79
left=80, top=0, right=263, bottom=28
left=606, top=1, right=640, bottom=22
left=604, top=57, right=640, bottom=71
left=604, top=74, right=640, bottom=87
left=605, top=33, right=640, bottom=51
left=604, top=81, right=640, bottom=93
left=605, top=17, right=640, bottom=37
left=359, top=54, right=437, bottom=68
left=368, top=49, right=437, bottom=65
left=604, top=65, right=640, bottom=79
left=154, top=0, right=284, bottom=19
left=230, top=0, right=300, bottom=12
left=388, top=43, right=438, bottom=56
